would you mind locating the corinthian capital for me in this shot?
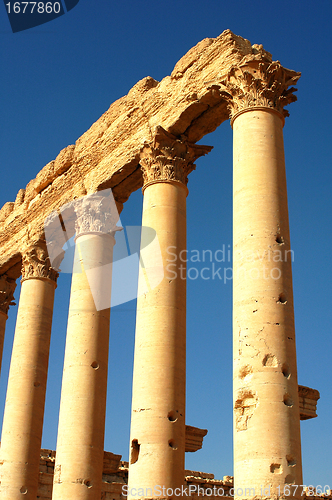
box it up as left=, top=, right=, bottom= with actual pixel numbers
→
left=74, top=191, right=120, bottom=237
left=21, top=243, right=59, bottom=283
left=221, top=59, right=301, bottom=119
left=140, top=126, right=212, bottom=187
left=0, top=274, right=16, bottom=315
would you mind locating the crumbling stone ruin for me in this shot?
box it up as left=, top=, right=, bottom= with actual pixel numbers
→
left=0, top=29, right=327, bottom=500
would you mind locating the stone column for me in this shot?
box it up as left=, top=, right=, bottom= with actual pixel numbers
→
left=0, top=273, right=16, bottom=373
left=128, top=127, right=211, bottom=498
left=0, top=244, right=58, bottom=500
left=52, top=192, right=119, bottom=500
left=225, top=57, right=303, bottom=498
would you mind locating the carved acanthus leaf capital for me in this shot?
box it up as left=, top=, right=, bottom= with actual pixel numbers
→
left=140, top=126, right=212, bottom=187
left=220, top=60, right=301, bottom=119
left=21, top=243, right=59, bottom=283
left=74, top=192, right=120, bottom=236
left=0, top=274, right=16, bottom=315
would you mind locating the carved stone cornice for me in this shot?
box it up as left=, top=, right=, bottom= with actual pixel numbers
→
left=140, top=126, right=212, bottom=188
left=74, top=192, right=120, bottom=237
left=21, top=243, right=59, bottom=283
left=0, top=274, right=16, bottom=315
left=220, top=59, right=301, bottom=120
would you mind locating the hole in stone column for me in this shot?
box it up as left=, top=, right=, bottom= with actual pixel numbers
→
left=84, top=479, right=92, bottom=488
left=262, top=354, right=278, bottom=367
left=283, top=394, right=294, bottom=407
left=91, top=361, right=99, bottom=370
left=130, top=439, right=140, bottom=464
left=282, top=364, right=290, bottom=379
left=276, top=234, right=284, bottom=244
left=168, top=411, right=177, bottom=422
left=277, top=293, right=287, bottom=304
left=34, top=382, right=41, bottom=387
left=270, top=463, right=283, bottom=474
left=286, top=455, right=296, bottom=467
left=285, top=474, right=295, bottom=484
left=168, top=439, right=177, bottom=449
left=239, top=365, right=253, bottom=379
left=20, top=486, right=28, bottom=494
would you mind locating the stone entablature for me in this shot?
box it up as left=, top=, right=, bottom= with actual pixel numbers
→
left=0, top=29, right=300, bottom=281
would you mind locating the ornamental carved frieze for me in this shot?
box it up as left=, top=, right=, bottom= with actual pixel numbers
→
left=140, top=126, right=212, bottom=187
left=74, top=191, right=120, bottom=236
left=220, top=59, right=301, bottom=118
left=0, top=274, right=16, bottom=315
left=21, top=243, right=59, bottom=283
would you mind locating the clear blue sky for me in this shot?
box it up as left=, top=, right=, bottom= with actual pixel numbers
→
left=1, top=0, right=331, bottom=487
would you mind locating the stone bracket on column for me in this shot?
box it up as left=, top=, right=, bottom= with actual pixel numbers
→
left=298, top=385, right=320, bottom=420
left=185, top=425, right=208, bottom=453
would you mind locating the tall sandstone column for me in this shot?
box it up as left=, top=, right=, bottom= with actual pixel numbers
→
left=226, top=57, right=303, bottom=498
left=0, top=244, right=58, bottom=499
left=52, top=192, right=119, bottom=500
left=128, top=127, right=211, bottom=498
left=0, top=273, right=16, bottom=373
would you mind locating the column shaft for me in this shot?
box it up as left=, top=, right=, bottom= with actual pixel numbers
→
left=0, top=277, right=56, bottom=499
left=0, top=273, right=16, bottom=374
left=52, top=232, right=114, bottom=500
left=128, top=181, right=187, bottom=496
left=232, top=109, right=302, bottom=498
left=0, top=312, right=7, bottom=374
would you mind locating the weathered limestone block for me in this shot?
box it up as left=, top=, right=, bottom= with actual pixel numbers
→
left=14, top=188, right=25, bottom=207
left=185, top=426, right=208, bottom=453
left=103, top=451, right=122, bottom=474
left=0, top=202, right=14, bottom=222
